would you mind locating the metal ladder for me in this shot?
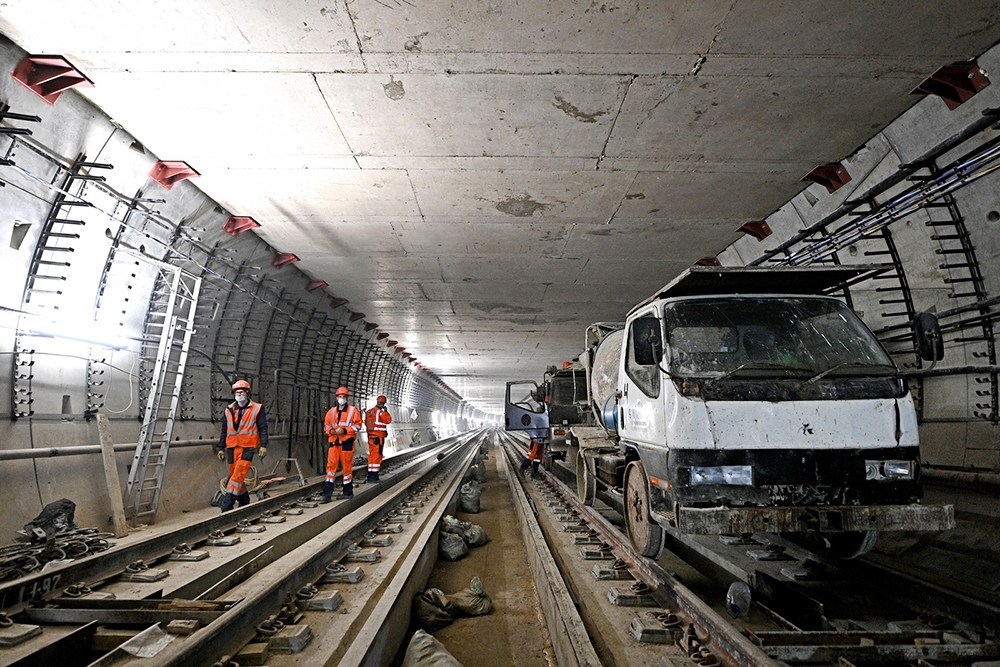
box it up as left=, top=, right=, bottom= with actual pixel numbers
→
left=125, top=265, right=202, bottom=523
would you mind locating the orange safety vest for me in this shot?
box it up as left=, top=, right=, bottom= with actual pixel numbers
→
left=528, top=438, right=543, bottom=462
left=365, top=406, right=391, bottom=436
left=225, top=402, right=262, bottom=449
left=326, top=404, right=362, bottom=443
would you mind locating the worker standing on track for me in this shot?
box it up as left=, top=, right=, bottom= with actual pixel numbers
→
left=521, top=437, right=544, bottom=478
left=323, top=386, right=363, bottom=501
left=365, top=395, right=392, bottom=483
left=217, top=380, right=268, bottom=512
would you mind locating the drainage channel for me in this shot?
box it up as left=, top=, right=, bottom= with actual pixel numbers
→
left=0, top=430, right=487, bottom=667
left=501, top=431, right=1000, bottom=667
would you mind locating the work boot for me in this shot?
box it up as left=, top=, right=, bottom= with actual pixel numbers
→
left=367, top=472, right=377, bottom=483
left=236, top=492, right=251, bottom=507
left=320, top=495, right=333, bottom=504
left=338, top=482, right=353, bottom=499
left=220, top=492, right=237, bottom=512
left=531, top=461, right=540, bottom=478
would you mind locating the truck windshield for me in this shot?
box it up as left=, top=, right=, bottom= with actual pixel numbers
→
left=663, top=297, right=895, bottom=378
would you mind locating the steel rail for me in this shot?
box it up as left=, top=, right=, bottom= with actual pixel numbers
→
left=0, top=432, right=480, bottom=614
left=141, top=431, right=486, bottom=666
left=497, top=432, right=782, bottom=667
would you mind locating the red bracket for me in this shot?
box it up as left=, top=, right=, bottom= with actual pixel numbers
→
left=349, top=312, right=366, bottom=322
left=402, top=352, right=412, bottom=358
left=329, top=298, right=349, bottom=309
left=911, top=61, right=990, bottom=110
left=387, top=340, right=398, bottom=347
left=802, top=163, right=851, bottom=193
left=12, top=55, right=93, bottom=105
left=222, top=216, right=260, bottom=238
left=364, top=323, right=378, bottom=331
left=394, top=347, right=405, bottom=354
left=306, top=280, right=328, bottom=292
left=271, top=253, right=300, bottom=268
left=738, top=221, right=772, bottom=242
left=376, top=333, right=389, bottom=340
left=149, top=160, right=200, bottom=190
left=696, top=257, right=721, bottom=267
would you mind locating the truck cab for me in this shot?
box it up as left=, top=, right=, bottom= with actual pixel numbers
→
left=589, top=265, right=954, bottom=558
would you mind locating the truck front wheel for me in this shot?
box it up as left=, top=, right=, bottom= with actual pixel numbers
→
left=624, top=461, right=663, bottom=558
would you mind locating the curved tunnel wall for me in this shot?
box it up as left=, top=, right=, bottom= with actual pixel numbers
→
left=0, top=35, right=486, bottom=537
left=717, top=43, right=1000, bottom=489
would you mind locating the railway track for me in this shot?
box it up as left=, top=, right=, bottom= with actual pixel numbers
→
left=498, top=430, right=1000, bottom=667
left=0, top=430, right=489, bottom=666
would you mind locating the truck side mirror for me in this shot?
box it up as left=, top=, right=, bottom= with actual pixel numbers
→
left=913, top=312, right=944, bottom=362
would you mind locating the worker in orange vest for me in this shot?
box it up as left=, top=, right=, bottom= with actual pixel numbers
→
left=520, top=437, right=544, bottom=478
left=323, top=386, right=363, bottom=501
left=217, top=380, right=268, bottom=512
left=364, top=395, right=392, bottom=483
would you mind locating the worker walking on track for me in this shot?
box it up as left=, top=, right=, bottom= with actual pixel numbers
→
left=520, top=437, right=544, bottom=478
left=217, top=380, right=268, bottom=512
left=365, top=395, right=392, bottom=483
left=323, top=386, right=363, bottom=501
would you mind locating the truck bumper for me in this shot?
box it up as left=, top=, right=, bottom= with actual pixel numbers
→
left=667, top=503, right=955, bottom=535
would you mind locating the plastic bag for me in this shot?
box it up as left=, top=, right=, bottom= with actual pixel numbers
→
left=459, top=480, right=482, bottom=513
left=446, top=576, right=492, bottom=617
left=401, top=629, right=464, bottom=667
left=441, top=515, right=467, bottom=536
left=412, top=589, right=455, bottom=632
left=469, top=456, right=487, bottom=482
left=439, top=532, right=468, bottom=561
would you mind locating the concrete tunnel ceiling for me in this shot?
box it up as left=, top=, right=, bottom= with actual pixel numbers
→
left=1, top=1, right=999, bottom=411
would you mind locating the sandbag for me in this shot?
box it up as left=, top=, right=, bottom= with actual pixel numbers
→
left=401, top=629, right=464, bottom=667
left=412, top=589, right=455, bottom=632
left=446, top=576, right=492, bottom=617
left=440, top=515, right=489, bottom=547
left=469, top=457, right=487, bottom=482
left=459, top=480, right=482, bottom=513
left=439, top=532, right=468, bottom=561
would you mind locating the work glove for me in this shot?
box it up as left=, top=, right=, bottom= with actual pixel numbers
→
left=217, top=450, right=225, bottom=461
left=259, top=447, right=267, bottom=459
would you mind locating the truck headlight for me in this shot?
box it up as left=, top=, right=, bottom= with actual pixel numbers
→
left=865, top=460, right=915, bottom=481
left=690, top=465, right=753, bottom=486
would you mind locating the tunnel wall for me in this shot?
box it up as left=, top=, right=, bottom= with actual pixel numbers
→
left=718, top=42, right=1000, bottom=478
left=0, top=35, right=480, bottom=540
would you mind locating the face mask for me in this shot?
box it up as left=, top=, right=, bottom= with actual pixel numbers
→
left=236, top=395, right=247, bottom=406
left=337, top=397, right=347, bottom=406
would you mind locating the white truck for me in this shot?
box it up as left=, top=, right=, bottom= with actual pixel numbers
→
left=506, top=265, right=955, bottom=559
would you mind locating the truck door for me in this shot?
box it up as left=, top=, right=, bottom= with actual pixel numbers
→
left=504, top=380, right=549, bottom=440
left=620, top=310, right=666, bottom=450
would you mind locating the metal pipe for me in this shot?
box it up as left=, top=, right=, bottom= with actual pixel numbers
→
left=924, top=467, right=1000, bottom=492
left=0, top=435, right=290, bottom=461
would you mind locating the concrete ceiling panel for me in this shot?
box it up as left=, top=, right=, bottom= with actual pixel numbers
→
left=317, top=72, right=628, bottom=158
left=252, top=221, right=406, bottom=260
left=84, top=73, right=354, bottom=169
left=348, top=0, right=732, bottom=56
left=407, top=169, right=636, bottom=222
left=563, top=221, right=742, bottom=260
left=437, top=256, right=586, bottom=284
left=393, top=222, right=575, bottom=256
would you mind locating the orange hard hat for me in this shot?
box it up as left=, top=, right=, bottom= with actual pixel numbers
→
left=232, top=380, right=251, bottom=392
left=377, top=395, right=387, bottom=403
left=335, top=386, right=349, bottom=396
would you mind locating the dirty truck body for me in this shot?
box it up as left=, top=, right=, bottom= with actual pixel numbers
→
left=507, top=265, right=954, bottom=557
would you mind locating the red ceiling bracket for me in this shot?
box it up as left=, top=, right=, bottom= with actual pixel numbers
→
left=222, top=216, right=260, bottom=237
left=401, top=352, right=412, bottom=358
left=329, top=298, right=349, bottom=309
left=306, top=280, right=328, bottom=292
left=695, top=257, right=721, bottom=267
left=394, top=347, right=405, bottom=354
left=12, top=55, right=94, bottom=105
left=738, top=221, right=772, bottom=242
left=802, top=163, right=851, bottom=193
left=349, top=312, right=366, bottom=322
left=149, top=160, right=200, bottom=190
left=364, top=323, right=378, bottom=331
left=376, top=333, right=389, bottom=340
left=911, top=61, right=990, bottom=110
left=271, top=253, right=300, bottom=267
left=387, top=340, right=398, bottom=347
